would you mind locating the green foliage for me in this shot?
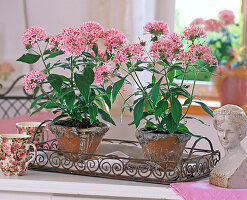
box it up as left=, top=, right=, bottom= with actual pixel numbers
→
left=17, top=53, right=40, bottom=64
left=19, top=45, right=118, bottom=126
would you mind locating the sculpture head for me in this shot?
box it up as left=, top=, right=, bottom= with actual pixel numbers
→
left=213, top=105, right=247, bottom=150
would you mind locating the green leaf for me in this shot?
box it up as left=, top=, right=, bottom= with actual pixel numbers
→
left=166, top=113, right=178, bottom=134
left=194, top=101, right=213, bottom=117
left=133, top=98, right=144, bottom=127
left=167, top=70, right=175, bottom=83
left=155, top=100, right=168, bottom=120
left=178, top=124, right=201, bottom=137
left=183, top=98, right=192, bottom=105
left=95, top=98, right=104, bottom=109
left=167, top=65, right=184, bottom=73
left=33, top=87, right=39, bottom=98
left=112, top=79, right=124, bottom=103
left=151, top=77, right=163, bottom=106
left=72, top=108, right=82, bottom=122
left=88, top=104, right=98, bottom=123
left=52, top=114, right=68, bottom=123
left=106, top=86, right=112, bottom=99
left=44, top=50, right=64, bottom=60
left=47, top=74, right=63, bottom=93
left=102, top=95, right=111, bottom=109
left=31, top=102, right=48, bottom=116
left=84, top=67, right=94, bottom=85
left=17, top=53, right=40, bottom=64
left=64, top=90, right=75, bottom=111
left=30, top=93, right=46, bottom=109
left=170, top=96, right=182, bottom=124
left=92, top=45, right=98, bottom=56
left=185, top=116, right=209, bottom=126
left=74, top=73, right=90, bottom=102
left=98, top=108, right=116, bottom=125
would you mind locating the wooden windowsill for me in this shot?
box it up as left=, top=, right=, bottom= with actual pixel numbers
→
left=183, top=98, right=247, bottom=116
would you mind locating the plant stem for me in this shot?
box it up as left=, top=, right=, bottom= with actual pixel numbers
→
left=107, top=78, right=131, bottom=107
left=70, top=56, right=74, bottom=87
left=180, top=64, right=189, bottom=87
left=37, top=83, right=68, bottom=114
left=36, top=42, right=50, bottom=75
left=181, top=70, right=198, bottom=119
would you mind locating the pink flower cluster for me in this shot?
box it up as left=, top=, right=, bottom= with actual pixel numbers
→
left=183, top=25, right=206, bottom=40
left=143, top=21, right=169, bottom=36
left=219, top=10, right=235, bottom=25
left=103, top=29, right=128, bottom=51
left=190, top=18, right=205, bottom=26
left=204, top=19, right=223, bottom=32
left=56, top=27, right=86, bottom=56
left=113, top=43, right=147, bottom=63
left=80, top=22, right=104, bottom=46
left=94, top=64, right=114, bottom=85
left=186, top=44, right=217, bottom=65
left=150, top=34, right=184, bottom=62
left=24, top=70, right=47, bottom=92
left=22, top=27, right=47, bottom=48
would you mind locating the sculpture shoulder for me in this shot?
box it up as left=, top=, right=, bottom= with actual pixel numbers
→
left=210, top=155, right=247, bottom=188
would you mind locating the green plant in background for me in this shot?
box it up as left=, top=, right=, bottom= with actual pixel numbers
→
left=190, top=10, right=247, bottom=70
left=113, top=21, right=217, bottom=136
left=17, top=23, right=129, bottom=127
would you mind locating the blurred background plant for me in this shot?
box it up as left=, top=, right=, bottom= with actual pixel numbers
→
left=0, top=61, right=14, bottom=81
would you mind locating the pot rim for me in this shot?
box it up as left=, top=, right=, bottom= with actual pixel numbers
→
left=137, top=127, right=191, bottom=137
left=49, top=120, right=110, bottom=132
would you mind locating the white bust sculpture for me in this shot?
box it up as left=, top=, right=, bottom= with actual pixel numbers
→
left=210, top=104, right=247, bottom=188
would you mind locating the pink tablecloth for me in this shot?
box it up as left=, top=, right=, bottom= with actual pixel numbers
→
left=171, top=180, right=247, bottom=200
left=0, top=112, right=56, bottom=140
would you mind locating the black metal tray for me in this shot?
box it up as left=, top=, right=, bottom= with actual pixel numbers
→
left=29, top=137, right=220, bottom=184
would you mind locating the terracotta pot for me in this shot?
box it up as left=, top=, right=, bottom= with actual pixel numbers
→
left=136, top=129, right=191, bottom=170
left=218, top=76, right=247, bottom=106
left=49, top=122, right=110, bottom=161
left=215, top=66, right=247, bottom=106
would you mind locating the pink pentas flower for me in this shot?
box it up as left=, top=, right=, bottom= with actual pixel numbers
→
left=48, top=33, right=62, bottom=49
left=186, top=44, right=218, bottom=66
left=94, top=64, right=114, bottom=85
left=24, top=70, right=47, bottom=92
left=103, top=29, right=128, bottom=51
left=22, top=27, right=47, bottom=48
left=183, top=25, right=206, bottom=41
left=219, top=10, right=235, bottom=25
left=204, top=19, right=223, bottom=32
left=113, top=43, right=147, bottom=63
left=190, top=18, right=205, bottom=26
left=149, top=34, right=184, bottom=63
left=80, top=21, right=104, bottom=46
left=143, top=21, right=169, bottom=36
left=58, top=27, right=86, bottom=56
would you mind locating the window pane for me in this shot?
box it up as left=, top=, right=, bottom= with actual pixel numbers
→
left=176, top=0, right=242, bottom=81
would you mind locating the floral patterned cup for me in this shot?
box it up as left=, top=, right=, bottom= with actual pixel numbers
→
left=16, top=122, right=48, bottom=144
left=0, top=134, right=37, bottom=176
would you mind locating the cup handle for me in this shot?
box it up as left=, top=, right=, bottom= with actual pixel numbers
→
left=25, top=143, right=37, bottom=169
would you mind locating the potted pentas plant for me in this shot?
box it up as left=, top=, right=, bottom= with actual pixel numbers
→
left=112, top=21, right=217, bottom=169
left=191, top=10, right=247, bottom=106
left=17, top=22, right=127, bottom=160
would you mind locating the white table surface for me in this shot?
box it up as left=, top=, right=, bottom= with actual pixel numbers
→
left=0, top=170, right=182, bottom=200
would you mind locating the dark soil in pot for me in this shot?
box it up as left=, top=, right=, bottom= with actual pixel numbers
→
left=49, top=119, right=110, bottom=161
left=136, top=128, right=191, bottom=170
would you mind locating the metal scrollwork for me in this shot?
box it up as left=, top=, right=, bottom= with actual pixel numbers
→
left=28, top=137, right=221, bottom=184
